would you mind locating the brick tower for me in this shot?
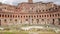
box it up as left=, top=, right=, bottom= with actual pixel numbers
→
left=28, top=0, right=33, bottom=3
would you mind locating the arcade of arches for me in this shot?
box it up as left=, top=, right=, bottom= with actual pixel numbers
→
left=0, top=0, right=60, bottom=26
left=0, top=12, right=60, bottom=26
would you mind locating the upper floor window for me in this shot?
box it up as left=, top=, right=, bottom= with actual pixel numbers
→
left=10, top=15, right=12, bottom=18
left=37, top=15, right=38, bottom=17
left=34, top=16, right=36, bottom=18
left=4, top=7, right=6, bottom=9
left=26, top=16, right=28, bottom=18
left=42, top=15, right=43, bottom=17
left=15, top=15, right=17, bottom=18
left=46, top=10, right=48, bottom=11
left=5, top=15, right=7, bottom=17
left=21, top=16, right=22, bottom=18
left=55, top=14, right=57, bottom=17
left=50, top=14, right=51, bottom=17
left=47, top=15, right=49, bottom=17
left=18, top=15, right=20, bottom=17
left=58, top=13, right=60, bottom=16
left=45, top=15, right=46, bottom=17
left=29, top=16, right=30, bottom=18
left=13, top=15, right=14, bottom=18
left=2, top=14, right=4, bottom=17
left=24, top=16, right=25, bottom=18
left=8, top=15, right=9, bottom=17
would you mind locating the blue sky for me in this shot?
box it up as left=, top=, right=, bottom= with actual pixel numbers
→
left=0, top=0, right=60, bottom=5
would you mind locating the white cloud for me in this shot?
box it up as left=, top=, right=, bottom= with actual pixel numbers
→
left=0, top=0, right=27, bottom=5
left=0, top=0, right=60, bottom=5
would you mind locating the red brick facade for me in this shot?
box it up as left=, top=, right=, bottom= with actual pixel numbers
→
left=0, top=0, right=60, bottom=26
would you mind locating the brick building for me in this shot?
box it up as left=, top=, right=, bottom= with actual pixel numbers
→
left=0, top=0, right=60, bottom=26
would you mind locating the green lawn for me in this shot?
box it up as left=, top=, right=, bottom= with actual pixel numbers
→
left=0, top=31, right=29, bottom=34
left=0, top=30, right=59, bottom=34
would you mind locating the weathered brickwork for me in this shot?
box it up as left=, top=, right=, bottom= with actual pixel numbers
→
left=0, top=0, right=60, bottom=26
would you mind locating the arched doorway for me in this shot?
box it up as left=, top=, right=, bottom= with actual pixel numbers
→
left=0, top=20, right=1, bottom=26
left=52, top=19, right=55, bottom=24
left=36, top=19, right=39, bottom=24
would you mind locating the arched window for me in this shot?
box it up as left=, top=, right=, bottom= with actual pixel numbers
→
left=58, top=13, right=60, bottom=16
left=49, top=9, right=51, bottom=11
left=40, top=15, right=41, bottom=17
left=42, top=19, right=44, bottom=21
left=2, top=14, right=4, bottom=17
left=34, top=16, right=36, bottom=18
left=26, top=16, right=28, bottom=18
left=50, top=14, right=51, bottom=17
left=52, top=19, right=55, bottom=24
left=0, top=14, right=1, bottom=17
left=49, top=8, right=54, bottom=11
left=37, top=15, right=38, bottom=17
left=36, top=19, right=39, bottom=23
left=0, top=20, right=1, bottom=26
left=32, top=19, right=33, bottom=23
left=4, top=7, right=6, bottom=9
left=45, top=15, right=46, bottom=17
left=29, top=16, right=30, bottom=18
left=39, top=10, right=41, bottom=12
left=5, top=15, right=7, bottom=17
left=55, top=8, right=57, bottom=9
left=10, top=19, right=12, bottom=21
left=13, top=15, right=14, bottom=18
left=42, top=15, right=43, bottom=17
left=10, top=15, right=12, bottom=18
left=47, top=15, right=49, bottom=17
left=15, top=15, right=17, bottom=18
left=21, top=16, right=22, bottom=18
left=55, top=14, right=57, bottom=17
left=18, top=15, right=20, bottom=18
left=24, top=16, right=25, bottom=18
left=46, top=10, right=48, bottom=11
left=43, top=10, right=44, bottom=12
left=52, top=14, right=54, bottom=17
left=26, top=19, right=28, bottom=21
left=15, top=19, right=17, bottom=22
left=8, top=15, right=9, bottom=17
left=4, top=19, right=7, bottom=23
